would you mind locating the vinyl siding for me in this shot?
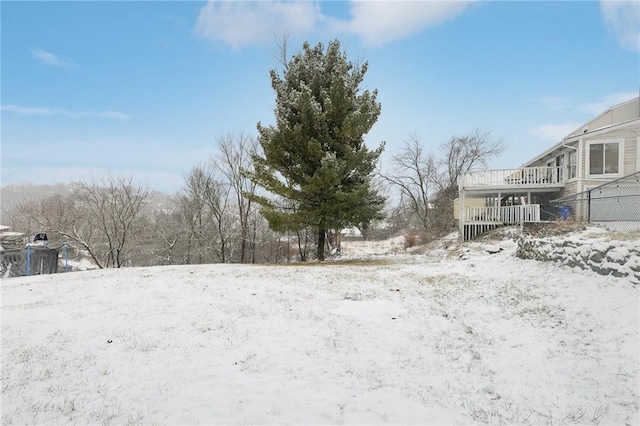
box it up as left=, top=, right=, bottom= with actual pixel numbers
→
left=527, top=147, right=576, bottom=168
left=565, top=98, right=639, bottom=138
left=624, top=136, right=638, bottom=174
left=559, top=180, right=578, bottom=199
left=453, top=197, right=486, bottom=220
left=588, top=101, right=638, bottom=130
left=567, top=98, right=640, bottom=137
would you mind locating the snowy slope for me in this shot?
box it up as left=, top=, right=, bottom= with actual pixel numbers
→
left=1, top=236, right=638, bottom=425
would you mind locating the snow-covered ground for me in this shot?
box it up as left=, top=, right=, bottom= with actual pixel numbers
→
left=1, top=231, right=639, bottom=425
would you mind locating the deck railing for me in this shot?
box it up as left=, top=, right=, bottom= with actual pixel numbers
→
left=460, top=166, right=564, bottom=188
left=464, top=204, right=541, bottom=224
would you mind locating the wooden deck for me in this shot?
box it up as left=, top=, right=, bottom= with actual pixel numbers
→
left=458, top=167, right=566, bottom=240
left=460, top=166, right=566, bottom=192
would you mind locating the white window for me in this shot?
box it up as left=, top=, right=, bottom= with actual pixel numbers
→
left=568, top=150, right=577, bottom=179
left=555, top=153, right=565, bottom=182
left=587, top=139, right=623, bottom=177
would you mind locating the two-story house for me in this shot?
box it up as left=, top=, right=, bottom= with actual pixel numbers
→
left=457, top=96, right=640, bottom=240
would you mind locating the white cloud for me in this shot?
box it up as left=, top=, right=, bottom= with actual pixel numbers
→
left=85, top=111, right=131, bottom=120
left=536, top=96, right=573, bottom=110
left=580, top=91, right=638, bottom=115
left=0, top=166, right=184, bottom=193
left=530, top=91, right=638, bottom=141
left=1, top=104, right=132, bottom=120
left=340, top=1, right=474, bottom=46
left=194, top=0, right=474, bottom=49
left=31, top=49, right=76, bottom=69
left=194, top=1, right=322, bottom=49
left=530, top=123, right=581, bottom=142
left=0, top=139, right=215, bottom=193
left=0, top=105, right=53, bottom=116
left=600, top=0, right=640, bottom=52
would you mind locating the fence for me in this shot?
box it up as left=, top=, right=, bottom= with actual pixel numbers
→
left=0, top=244, right=68, bottom=278
left=551, top=171, right=640, bottom=232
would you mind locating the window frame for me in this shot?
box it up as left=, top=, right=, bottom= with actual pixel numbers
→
left=567, top=149, right=577, bottom=180
left=586, top=139, right=624, bottom=178
left=555, top=153, right=565, bottom=182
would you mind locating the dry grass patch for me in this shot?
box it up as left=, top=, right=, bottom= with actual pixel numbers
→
left=264, top=258, right=396, bottom=267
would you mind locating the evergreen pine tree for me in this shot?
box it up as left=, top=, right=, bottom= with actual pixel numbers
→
left=250, top=39, right=385, bottom=261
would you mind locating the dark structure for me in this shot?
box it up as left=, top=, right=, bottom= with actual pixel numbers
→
left=0, top=245, right=60, bottom=278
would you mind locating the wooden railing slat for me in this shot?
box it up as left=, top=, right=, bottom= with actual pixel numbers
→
left=461, top=166, right=566, bottom=187
left=464, top=204, right=541, bottom=224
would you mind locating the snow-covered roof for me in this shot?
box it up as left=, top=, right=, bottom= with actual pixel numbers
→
left=0, top=231, right=24, bottom=238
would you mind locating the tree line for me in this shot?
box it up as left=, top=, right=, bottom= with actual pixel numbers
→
left=7, top=39, right=503, bottom=267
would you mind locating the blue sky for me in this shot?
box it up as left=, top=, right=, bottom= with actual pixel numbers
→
left=2, top=1, right=639, bottom=194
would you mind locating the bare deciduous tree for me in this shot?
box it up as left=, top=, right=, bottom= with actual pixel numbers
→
left=179, top=164, right=232, bottom=263
left=382, top=129, right=506, bottom=237
left=72, top=176, right=150, bottom=268
left=14, top=194, right=106, bottom=267
left=271, top=32, right=289, bottom=69
left=13, top=175, right=149, bottom=268
left=380, top=135, right=438, bottom=233
left=173, top=192, right=203, bottom=264
left=148, top=209, right=184, bottom=265
left=436, top=128, right=506, bottom=195
left=214, top=133, right=259, bottom=263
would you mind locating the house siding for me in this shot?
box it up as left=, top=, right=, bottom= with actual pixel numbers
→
left=637, top=137, right=640, bottom=171
left=453, top=197, right=486, bottom=220
left=565, top=98, right=639, bottom=138
left=528, top=147, right=573, bottom=169
left=582, top=179, right=612, bottom=191
left=593, top=100, right=638, bottom=129
left=588, top=102, right=637, bottom=130
left=624, top=135, right=638, bottom=174
left=559, top=180, right=578, bottom=199
left=580, top=140, right=586, bottom=178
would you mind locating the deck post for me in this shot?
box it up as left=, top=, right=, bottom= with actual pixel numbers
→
left=26, top=245, right=31, bottom=276
left=63, top=243, right=69, bottom=272
left=459, top=181, right=465, bottom=236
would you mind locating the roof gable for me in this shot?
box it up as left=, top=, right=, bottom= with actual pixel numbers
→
left=565, top=97, right=640, bottom=139
left=523, top=96, right=639, bottom=167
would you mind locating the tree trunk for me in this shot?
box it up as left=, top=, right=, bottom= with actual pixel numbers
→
left=297, top=230, right=307, bottom=261
left=317, top=226, right=326, bottom=261
left=240, top=229, right=247, bottom=263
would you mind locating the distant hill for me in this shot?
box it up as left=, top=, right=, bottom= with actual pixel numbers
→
left=0, top=183, right=73, bottom=224
left=0, top=183, right=173, bottom=225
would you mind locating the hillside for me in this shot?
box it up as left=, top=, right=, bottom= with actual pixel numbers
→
left=0, top=183, right=173, bottom=225
left=1, top=234, right=639, bottom=425
left=0, top=183, right=72, bottom=223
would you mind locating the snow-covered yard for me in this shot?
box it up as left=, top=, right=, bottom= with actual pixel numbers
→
left=1, top=233, right=639, bottom=425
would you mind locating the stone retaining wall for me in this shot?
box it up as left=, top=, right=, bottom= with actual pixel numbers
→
left=516, top=235, right=640, bottom=284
